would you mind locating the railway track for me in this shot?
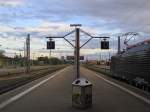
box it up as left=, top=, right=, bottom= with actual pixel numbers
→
left=0, top=66, right=59, bottom=77
left=0, top=65, right=67, bottom=95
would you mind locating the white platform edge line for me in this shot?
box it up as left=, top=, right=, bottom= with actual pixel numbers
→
left=0, top=67, right=68, bottom=109
left=94, top=73, right=150, bottom=105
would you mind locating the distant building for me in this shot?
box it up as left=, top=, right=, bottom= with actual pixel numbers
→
left=86, top=60, right=98, bottom=65
left=0, top=57, right=4, bottom=67
left=85, top=60, right=110, bottom=66
left=66, top=56, right=84, bottom=61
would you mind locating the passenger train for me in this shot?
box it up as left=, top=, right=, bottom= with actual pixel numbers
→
left=111, top=39, right=150, bottom=90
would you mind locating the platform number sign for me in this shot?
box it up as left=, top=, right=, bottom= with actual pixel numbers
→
left=47, top=41, right=55, bottom=49
left=101, top=41, right=109, bottom=49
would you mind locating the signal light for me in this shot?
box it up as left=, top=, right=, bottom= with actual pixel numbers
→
left=47, top=41, right=55, bottom=49
left=101, top=41, right=109, bottom=49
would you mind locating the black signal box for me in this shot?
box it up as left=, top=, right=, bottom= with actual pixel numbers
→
left=101, top=41, right=109, bottom=49
left=47, top=41, right=55, bottom=49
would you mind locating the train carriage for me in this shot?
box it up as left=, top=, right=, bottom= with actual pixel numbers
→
left=111, top=39, right=150, bottom=89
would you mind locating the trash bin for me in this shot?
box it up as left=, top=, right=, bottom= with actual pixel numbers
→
left=72, top=78, right=92, bottom=109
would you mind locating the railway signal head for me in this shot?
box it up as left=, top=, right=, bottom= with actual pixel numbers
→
left=47, top=41, right=55, bottom=49
left=101, top=39, right=109, bottom=49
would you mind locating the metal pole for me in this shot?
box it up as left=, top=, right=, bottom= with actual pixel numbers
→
left=75, top=28, right=80, bottom=79
left=118, top=36, right=121, bottom=54
left=109, top=52, right=111, bottom=60
left=99, top=52, right=101, bottom=65
left=49, top=38, right=52, bottom=58
left=99, top=38, right=101, bottom=64
left=49, top=49, right=51, bottom=58
left=24, top=42, right=26, bottom=74
left=49, top=38, right=52, bottom=65
left=26, top=34, right=30, bottom=73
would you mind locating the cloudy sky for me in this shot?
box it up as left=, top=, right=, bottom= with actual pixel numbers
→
left=0, top=0, right=150, bottom=60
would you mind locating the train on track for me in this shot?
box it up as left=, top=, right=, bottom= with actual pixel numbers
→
left=111, top=39, right=150, bottom=90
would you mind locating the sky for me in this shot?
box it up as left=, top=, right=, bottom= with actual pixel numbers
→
left=0, top=0, right=150, bottom=60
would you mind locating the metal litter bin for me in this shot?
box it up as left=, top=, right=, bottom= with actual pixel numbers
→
left=72, top=78, right=92, bottom=109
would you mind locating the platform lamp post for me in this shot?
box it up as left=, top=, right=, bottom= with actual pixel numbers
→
left=72, top=39, right=76, bottom=70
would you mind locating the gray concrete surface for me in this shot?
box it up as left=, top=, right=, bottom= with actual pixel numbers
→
left=0, top=66, right=150, bottom=112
